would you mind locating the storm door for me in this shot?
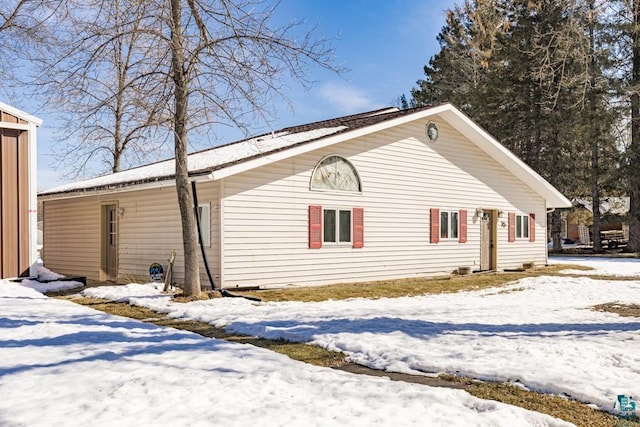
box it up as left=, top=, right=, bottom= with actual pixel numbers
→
left=101, top=204, right=118, bottom=282
left=479, top=210, right=496, bottom=271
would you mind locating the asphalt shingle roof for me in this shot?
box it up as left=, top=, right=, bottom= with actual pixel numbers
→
left=39, top=105, right=433, bottom=196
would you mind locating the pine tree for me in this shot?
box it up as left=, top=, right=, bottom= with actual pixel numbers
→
left=411, top=0, right=621, bottom=252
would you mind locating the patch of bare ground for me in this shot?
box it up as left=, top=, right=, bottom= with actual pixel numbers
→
left=437, top=374, right=639, bottom=427
left=593, top=303, right=640, bottom=318
left=171, top=290, right=223, bottom=303
left=236, top=264, right=597, bottom=303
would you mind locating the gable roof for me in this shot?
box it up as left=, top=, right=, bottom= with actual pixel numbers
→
left=39, top=103, right=571, bottom=208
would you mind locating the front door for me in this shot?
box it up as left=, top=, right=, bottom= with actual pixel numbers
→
left=479, top=210, right=496, bottom=271
left=102, top=204, right=118, bottom=282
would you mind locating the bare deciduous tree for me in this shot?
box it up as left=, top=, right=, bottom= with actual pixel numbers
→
left=0, top=1, right=64, bottom=97
left=158, top=0, right=340, bottom=296
left=25, top=0, right=172, bottom=177
left=11, top=0, right=340, bottom=296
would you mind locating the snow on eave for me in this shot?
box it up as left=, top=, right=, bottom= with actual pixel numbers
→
left=38, top=106, right=429, bottom=199
left=38, top=126, right=349, bottom=198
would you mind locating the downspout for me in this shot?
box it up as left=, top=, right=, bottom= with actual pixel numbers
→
left=191, top=180, right=217, bottom=290
left=191, top=180, right=260, bottom=301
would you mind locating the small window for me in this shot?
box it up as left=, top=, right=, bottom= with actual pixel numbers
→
left=440, top=211, right=459, bottom=240
left=323, top=209, right=336, bottom=243
left=339, top=210, right=352, bottom=242
left=109, top=208, right=117, bottom=246
left=323, top=208, right=351, bottom=244
left=196, top=203, right=211, bottom=247
left=516, top=214, right=529, bottom=239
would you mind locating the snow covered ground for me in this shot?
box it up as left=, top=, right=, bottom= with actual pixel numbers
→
left=549, top=255, right=640, bottom=277
left=0, top=282, right=570, bottom=427
left=76, top=257, right=640, bottom=416
left=2, top=257, right=639, bottom=426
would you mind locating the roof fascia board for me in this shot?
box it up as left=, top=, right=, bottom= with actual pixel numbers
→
left=438, top=108, right=571, bottom=208
left=39, top=172, right=214, bottom=201
left=39, top=178, right=178, bottom=201
left=211, top=105, right=452, bottom=181
left=0, top=101, right=43, bottom=126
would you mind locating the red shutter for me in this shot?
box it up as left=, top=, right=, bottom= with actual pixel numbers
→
left=309, top=205, right=322, bottom=249
left=353, top=207, right=364, bottom=248
left=508, top=211, right=516, bottom=242
left=430, top=208, right=440, bottom=243
left=459, top=209, right=467, bottom=243
left=529, top=213, right=536, bottom=242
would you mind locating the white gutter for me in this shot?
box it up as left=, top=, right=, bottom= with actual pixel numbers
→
left=39, top=172, right=214, bottom=202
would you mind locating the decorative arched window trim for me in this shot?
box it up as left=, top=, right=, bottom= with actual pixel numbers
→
left=310, top=154, right=362, bottom=193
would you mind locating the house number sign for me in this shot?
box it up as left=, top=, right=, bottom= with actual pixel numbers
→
left=149, top=262, right=164, bottom=281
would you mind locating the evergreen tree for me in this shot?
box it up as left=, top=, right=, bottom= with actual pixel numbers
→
left=411, top=0, right=621, bottom=251
left=611, top=0, right=640, bottom=251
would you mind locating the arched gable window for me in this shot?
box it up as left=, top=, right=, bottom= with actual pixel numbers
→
left=310, top=155, right=361, bottom=192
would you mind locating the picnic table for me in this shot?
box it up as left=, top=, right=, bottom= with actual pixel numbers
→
left=600, top=230, right=626, bottom=249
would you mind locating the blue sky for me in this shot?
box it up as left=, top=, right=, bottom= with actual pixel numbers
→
left=10, top=0, right=456, bottom=190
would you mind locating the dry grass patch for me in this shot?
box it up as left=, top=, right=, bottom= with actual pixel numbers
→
left=58, top=296, right=348, bottom=368
left=236, top=264, right=591, bottom=302
left=593, top=303, right=640, bottom=318
left=438, top=374, right=639, bottom=427
left=67, top=297, right=162, bottom=320
left=172, top=290, right=223, bottom=303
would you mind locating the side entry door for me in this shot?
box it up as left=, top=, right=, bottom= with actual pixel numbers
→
left=479, top=210, right=496, bottom=271
left=102, top=204, right=118, bottom=282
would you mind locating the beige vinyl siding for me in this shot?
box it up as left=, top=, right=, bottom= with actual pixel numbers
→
left=43, top=197, right=101, bottom=280
left=220, top=116, right=547, bottom=288
left=43, top=183, right=220, bottom=285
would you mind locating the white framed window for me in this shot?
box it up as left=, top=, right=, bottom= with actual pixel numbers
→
left=323, top=208, right=352, bottom=244
left=440, top=211, right=459, bottom=240
left=516, top=214, right=529, bottom=239
left=196, top=203, right=211, bottom=247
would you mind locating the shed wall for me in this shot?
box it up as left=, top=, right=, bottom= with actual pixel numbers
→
left=220, top=116, right=547, bottom=288
left=0, top=112, right=30, bottom=279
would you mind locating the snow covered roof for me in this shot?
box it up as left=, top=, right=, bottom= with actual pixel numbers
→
left=39, top=106, right=404, bottom=196
left=574, top=197, right=630, bottom=215
left=39, top=103, right=571, bottom=208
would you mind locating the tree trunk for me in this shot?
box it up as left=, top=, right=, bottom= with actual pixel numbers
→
left=629, top=0, right=640, bottom=253
left=551, top=209, right=563, bottom=252
left=588, top=0, right=603, bottom=253
left=170, top=0, right=201, bottom=296
left=591, top=180, right=602, bottom=252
